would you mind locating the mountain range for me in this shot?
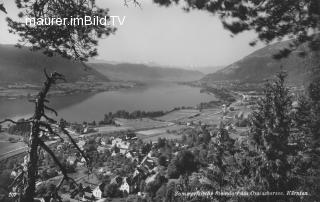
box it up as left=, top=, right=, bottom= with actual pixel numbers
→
left=0, top=44, right=204, bottom=85
left=201, top=40, right=318, bottom=85
left=1, top=40, right=317, bottom=87
left=0, top=44, right=109, bottom=85
left=88, top=62, right=204, bottom=82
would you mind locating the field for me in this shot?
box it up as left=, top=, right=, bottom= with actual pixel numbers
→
left=136, top=124, right=187, bottom=142
left=0, top=132, right=26, bottom=160
left=156, top=109, right=200, bottom=122
left=95, top=126, right=133, bottom=134
left=0, top=88, right=39, bottom=98
left=114, top=118, right=173, bottom=130
left=157, top=108, right=224, bottom=125
left=180, top=108, right=223, bottom=125
left=0, top=141, right=27, bottom=161
left=0, top=132, right=22, bottom=141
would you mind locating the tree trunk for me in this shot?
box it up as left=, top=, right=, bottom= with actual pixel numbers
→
left=20, top=123, right=39, bottom=202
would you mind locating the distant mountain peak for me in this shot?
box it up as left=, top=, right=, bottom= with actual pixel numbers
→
left=88, top=62, right=204, bottom=82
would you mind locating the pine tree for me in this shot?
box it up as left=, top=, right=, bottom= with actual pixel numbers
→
left=293, top=77, right=320, bottom=201
left=207, top=124, right=239, bottom=202
left=249, top=71, right=302, bottom=201
left=0, top=71, right=90, bottom=202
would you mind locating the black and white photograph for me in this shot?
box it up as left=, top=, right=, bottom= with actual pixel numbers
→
left=0, top=0, right=319, bottom=201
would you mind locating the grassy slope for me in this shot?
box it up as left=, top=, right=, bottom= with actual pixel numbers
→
left=201, top=40, right=318, bottom=85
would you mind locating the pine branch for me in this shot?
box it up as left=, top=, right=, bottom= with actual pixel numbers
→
left=44, top=105, right=58, bottom=116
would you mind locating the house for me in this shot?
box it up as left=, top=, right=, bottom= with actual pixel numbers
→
left=36, top=180, right=43, bottom=188
left=125, top=133, right=137, bottom=140
left=92, top=183, right=105, bottom=199
left=77, top=140, right=86, bottom=150
left=98, top=167, right=105, bottom=173
left=77, top=157, right=87, bottom=167
left=67, top=156, right=77, bottom=165
left=111, top=138, right=123, bottom=147
left=132, top=169, right=140, bottom=178
left=145, top=173, right=157, bottom=184
left=125, top=151, right=134, bottom=160
left=97, top=146, right=107, bottom=154
left=120, top=144, right=130, bottom=154
left=110, top=175, right=122, bottom=185
left=56, top=144, right=63, bottom=151
left=83, top=126, right=95, bottom=134
left=80, top=186, right=93, bottom=202
left=111, top=138, right=130, bottom=154
left=119, top=147, right=128, bottom=155
left=80, top=157, right=87, bottom=163
left=101, top=137, right=110, bottom=146
left=111, top=151, right=117, bottom=157
left=33, top=198, right=45, bottom=202
left=147, top=151, right=153, bottom=158
left=139, top=155, right=156, bottom=172
left=10, top=170, right=18, bottom=178
left=65, top=128, right=77, bottom=136
left=97, top=168, right=112, bottom=176
left=96, top=199, right=108, bottom=202
left=119, top=177, right=130, bottom=194
left=222, top=104, right=227, bottom=114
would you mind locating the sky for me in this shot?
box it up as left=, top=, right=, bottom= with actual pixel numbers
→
left=0, top=0, right=264, bottom=68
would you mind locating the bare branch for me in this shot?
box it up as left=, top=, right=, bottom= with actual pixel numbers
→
left=42, top=113, right=56, bottom=123
left=9, top=171, right=24, bottom=189
left=44, top=68, right=50, bottom=80
left=56, top=177, right=65, bottom=190
left=60, top=127, right=90, bottom=166
left=38, top=138, right=69, bottom=178
left=39, top=122, right=64, bottom=142
left=44, top=105, right=58, bottom=116
left=52, top=72, right=66, bottom=82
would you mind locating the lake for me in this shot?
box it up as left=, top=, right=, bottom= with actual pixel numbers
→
left=0, top=82, right=216, bottom=123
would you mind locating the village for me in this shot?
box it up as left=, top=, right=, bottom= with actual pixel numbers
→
left=0, top=89, right=262, bottom=202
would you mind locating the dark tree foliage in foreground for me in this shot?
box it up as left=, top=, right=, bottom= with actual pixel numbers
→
left=5, top=0, right=116, bottom=62
left=0, top=71, right=90, bottom=202
left=247, top=72, right=320, bottom=201
left=250, top=72, right=295, bottom=196
left=212, top=127, right=237, bottom=194
left=292, top=77, right=320, bottom=201
left=153, top=0, right=320, bottom=58
left=2, top=0, right=142, bottom=62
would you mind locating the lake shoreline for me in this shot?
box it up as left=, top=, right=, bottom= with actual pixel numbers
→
left=0, top=82, right=218, bottom=123
left=0, top=81, right=142, bottom=100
